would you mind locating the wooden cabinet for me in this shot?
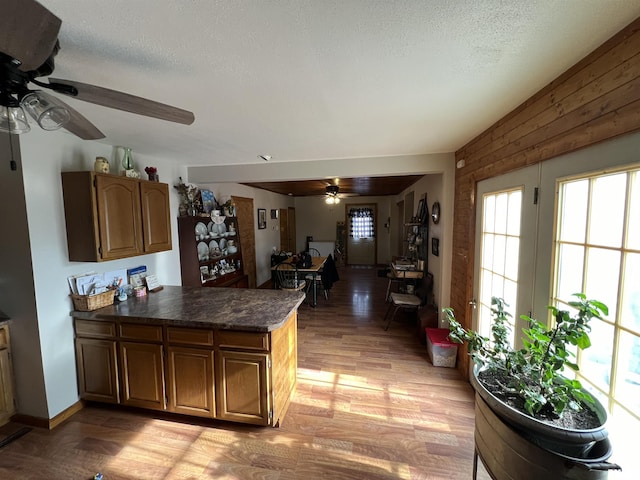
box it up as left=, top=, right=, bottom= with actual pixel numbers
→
left=119, top=323, right=164, bottom=410
left=74, top=319, right=119, bottom=403
left=0, top=324, right=15, bottom=426
left=216, top=351, right=269, bottom=425
left=73, top=311, right=298, bottom=427
left=166, top=327, right=215, bottom=418
left=216, top=330, right=270, bottom=425
left=178, top=215, right=247, bottom=288
left=76, top=338, right=119, bottom=403
left=140, top=181, right=172, bottom=253
left=61, top=172, right=172, bottom=262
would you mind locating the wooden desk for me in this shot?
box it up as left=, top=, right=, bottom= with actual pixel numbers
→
left=272, top=257, right=327, bottom=307
left=391, top=263, right=424, bottom=280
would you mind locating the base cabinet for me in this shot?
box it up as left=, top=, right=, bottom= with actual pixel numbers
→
left=120, top=342, right=165, bottom=410
left=216, top=351, right=269, bottom=425
left=74, top=312, right=297, bottom=426
left=75, top=338, right=119, bottom=403
left=167, top=346, right=215, bottom=418
left=0, top=324, right=15, bottom=426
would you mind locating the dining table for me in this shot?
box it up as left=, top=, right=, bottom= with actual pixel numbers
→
left=272, top=256, right=327, bottom=307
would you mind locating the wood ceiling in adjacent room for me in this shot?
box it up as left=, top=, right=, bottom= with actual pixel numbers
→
left=242, top=175, right=424, bottom=197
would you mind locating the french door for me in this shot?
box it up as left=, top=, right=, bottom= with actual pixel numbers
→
left=473, top=165, right=539, bottom=348
left=471, top=133, right=640, bottom=454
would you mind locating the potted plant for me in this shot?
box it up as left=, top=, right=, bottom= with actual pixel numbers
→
left=444, top=294, right=611, bottom=459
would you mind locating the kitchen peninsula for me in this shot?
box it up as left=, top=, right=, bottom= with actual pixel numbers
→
left=72, top=286, right=304, bottom=426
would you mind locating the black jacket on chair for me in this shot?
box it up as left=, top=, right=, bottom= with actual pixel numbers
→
left=321, top=254, right=339, bottom=291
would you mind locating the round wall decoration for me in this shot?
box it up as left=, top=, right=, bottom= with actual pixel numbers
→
left=431, top=202, right=441, bottom=224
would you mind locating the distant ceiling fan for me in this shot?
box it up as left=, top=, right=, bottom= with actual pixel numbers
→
left=325, top=185, right=341, bottom=204
left=0, top=0, right=194, bottom=139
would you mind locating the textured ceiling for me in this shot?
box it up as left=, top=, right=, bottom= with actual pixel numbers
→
left=28, top=1, right=640, bottom=178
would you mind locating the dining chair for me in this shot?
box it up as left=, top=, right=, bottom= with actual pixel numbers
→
left=385, top=269, right=404, bottom=302
left=305, top=248, right=328, bottom=300
left=275, top=262, right=306, bottom=292
left=383, top=292, right=422, bottom=331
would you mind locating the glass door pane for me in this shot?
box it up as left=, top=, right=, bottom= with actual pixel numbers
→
left=474, top=165, right=538, bottom=349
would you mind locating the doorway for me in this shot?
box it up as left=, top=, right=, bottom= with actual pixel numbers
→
left=232, top=196, right=257, bottom=289
left=346, top=203, right=377, bottom=265
left=279, top=207, right=296, bottom=253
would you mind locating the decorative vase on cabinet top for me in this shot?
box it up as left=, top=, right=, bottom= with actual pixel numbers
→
left=94, top=156, right=109, bottom=174
left=121, top=147, right=133, bottom=170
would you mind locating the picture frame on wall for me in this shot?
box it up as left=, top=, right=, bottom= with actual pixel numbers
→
left=258, top=208, right=267, bottom=229
left=270, top=209, right=278, bottom=219
left=432, top=237, right=440, bottom=256
left=415, top=199, right=425, bottom=223
left=420, top=194, right=429, bottom=224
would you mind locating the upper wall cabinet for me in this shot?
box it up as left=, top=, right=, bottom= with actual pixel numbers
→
left=62, top=172, right=172, bottom=262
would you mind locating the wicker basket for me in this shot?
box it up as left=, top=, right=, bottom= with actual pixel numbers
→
left=71, top=289, right=115, bottom=312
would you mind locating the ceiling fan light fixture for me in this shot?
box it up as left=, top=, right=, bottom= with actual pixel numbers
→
left=0, top=94, right=31, bottom=134
left=325, top=185, right=340, bottom=204
left=21, top=91, right=69, bottom=131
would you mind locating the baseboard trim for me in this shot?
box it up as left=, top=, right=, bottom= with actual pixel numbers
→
left=12, top=400, right=84, bottom=430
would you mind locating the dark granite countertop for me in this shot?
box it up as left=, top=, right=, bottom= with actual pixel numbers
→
left=72, top=286, right=306, bottom=332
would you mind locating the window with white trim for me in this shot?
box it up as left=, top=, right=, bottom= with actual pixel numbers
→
left=552, top=166, right=640, bottom=422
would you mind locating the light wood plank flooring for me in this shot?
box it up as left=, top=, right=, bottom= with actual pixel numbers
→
left=0, top=266, right=491, bottom=479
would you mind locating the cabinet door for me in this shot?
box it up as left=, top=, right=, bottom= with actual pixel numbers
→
left=96, top=175, right=142, bottom=260
left=140, top=181, right=172, bottom=252
left=120, top=342, right=165, bottom=410
left=166, top=346, right=215, bottom=418
left=216, top=351, right=270, bottom=425
left=75, top=338, right=119, bottom=403
left=0, top=347, right=15, bottom=425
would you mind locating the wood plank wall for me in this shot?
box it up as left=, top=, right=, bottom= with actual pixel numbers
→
left=451, top=17, right=640, bottom=378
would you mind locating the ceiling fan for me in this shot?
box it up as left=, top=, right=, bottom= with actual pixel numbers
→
left=325, top=185, right=341, bottom=204
left=323, top=184, right=359, bottom=204
left=0, top=0, right=194, bottom=140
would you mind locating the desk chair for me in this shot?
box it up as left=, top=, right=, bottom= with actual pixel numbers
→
left=385, top=270, right=404, bottom=302
left=275, top=263, right=306, bottom=292
left=383, top=292, right=421, bottom=331
left=305, top=248, right=328, bottom=300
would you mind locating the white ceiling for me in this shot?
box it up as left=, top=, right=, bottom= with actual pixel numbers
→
left=37, top=0, right=640, bottom=170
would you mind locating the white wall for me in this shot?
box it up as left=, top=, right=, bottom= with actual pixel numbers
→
left=294, top=195, right=395, bottom=263
left=395, top=159, right=454, bottom=325
left=7, top=128, right=186, bottom=419
left=191, top=153, right=455, bottom=300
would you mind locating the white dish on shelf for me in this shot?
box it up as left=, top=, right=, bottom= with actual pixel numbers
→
left=195, top=222, right=208, bottom=236
left=218, top=222, right=227, bottom=233
left=197, top=241, right=209, bottom=260
left=219, top=238, right=227, bottom=250
left=208, top=240, right=220, bottom=256
left=211, top=213, right=226, bottom=224
left=207, top=221, right=215, bottom=233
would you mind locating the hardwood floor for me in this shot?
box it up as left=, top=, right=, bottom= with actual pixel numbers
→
left=0, top=266, right=491, bottom=479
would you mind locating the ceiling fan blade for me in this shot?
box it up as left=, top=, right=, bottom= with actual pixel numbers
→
left=0, top=0, right=61, bottom=72
left=49, top=78, right=195, bottom=125
left=36, top=92, right=105, bottom=140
